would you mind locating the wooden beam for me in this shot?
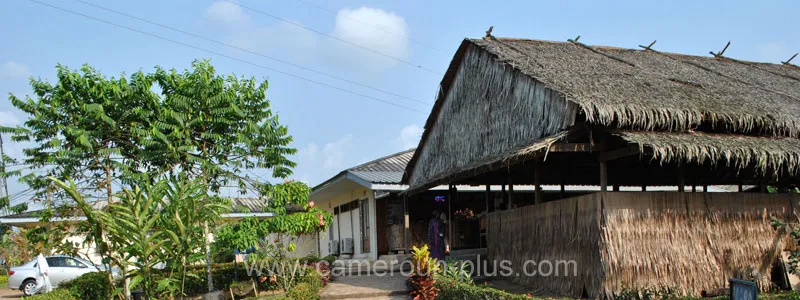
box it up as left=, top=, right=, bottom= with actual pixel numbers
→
left=549, top=142, right=605, bottom=153
left=598, top=145, right=640, bottom=162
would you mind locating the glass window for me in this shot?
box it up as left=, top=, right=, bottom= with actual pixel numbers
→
left=45, top=257, right=61, bottom=267
left=63, top=258, right=84, bottom=268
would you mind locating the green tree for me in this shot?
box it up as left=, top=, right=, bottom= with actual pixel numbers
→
left=149, top=60, right=296, bottom=291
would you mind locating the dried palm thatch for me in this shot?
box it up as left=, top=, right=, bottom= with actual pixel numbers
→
left=601, top=192, right=797, bottom=298
left=487, top=192, right=799, bottom=298
left=486, top=193, right=604, bottom=298
left=405, top=43, right=577, bottom=191
left=615, top=131, right=800, bottom=176
left=469, top=38, right=800, bottom=136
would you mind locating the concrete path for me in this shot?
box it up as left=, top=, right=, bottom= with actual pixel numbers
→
left=320, top=273, right=409, bottom=300
left=0, top=288, right=22, bottom=299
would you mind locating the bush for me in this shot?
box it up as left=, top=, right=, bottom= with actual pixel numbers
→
left=20, top=288, right=78, bottom=300
left=435, top=277, right=532, bottom=300
left=58, top=271, right=112, bottom=300
left=286, top=282, right=319, bottom=300
left=0, top=274, right=8, bottom=285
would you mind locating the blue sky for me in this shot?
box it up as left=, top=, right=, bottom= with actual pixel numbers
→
left=1, top=0, right=798, bottom=205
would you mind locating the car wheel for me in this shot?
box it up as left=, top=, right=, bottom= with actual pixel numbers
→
left=21, top=279, right=37, bottom=296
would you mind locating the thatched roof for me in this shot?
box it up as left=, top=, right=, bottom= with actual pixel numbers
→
left=402, top=37, right=800, bottom=193
left=616, top=131, right=800, bottom=175
left=469, top=38, right=800, bottom=135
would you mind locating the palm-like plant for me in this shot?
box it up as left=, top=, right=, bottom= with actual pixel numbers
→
left=158, top=176, right=230, bottom=296
left=103, top=182, right=168, bottom=298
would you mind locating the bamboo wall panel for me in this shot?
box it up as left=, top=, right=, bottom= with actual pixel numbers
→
left=487, top=192, right=799, bottom=298
left=487, top=193, right=604, bottom=298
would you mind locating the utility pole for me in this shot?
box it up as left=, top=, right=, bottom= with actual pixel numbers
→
left=0, top=132, right=8, bottom=216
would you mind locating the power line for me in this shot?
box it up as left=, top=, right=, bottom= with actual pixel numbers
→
left=289, top=0, right=447, bottom=54
left=226, top=0, right=443, bottom=76
left=71, top=0, right=431, bottom=106
left=26, top=0, right=427, bottom=114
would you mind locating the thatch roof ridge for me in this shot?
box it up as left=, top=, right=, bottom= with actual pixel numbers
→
left=469, top=37, right=800, bottom=137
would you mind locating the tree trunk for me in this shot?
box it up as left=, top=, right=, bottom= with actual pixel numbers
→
left=205, top=221, right=214, bottom=292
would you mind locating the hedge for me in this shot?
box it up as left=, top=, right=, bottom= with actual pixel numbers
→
left=435, top=278, right=534, bottom=300
left=20, top=289, right=78, bottom=300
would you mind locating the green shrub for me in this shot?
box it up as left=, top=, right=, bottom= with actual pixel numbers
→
left=58, top=271, right=112, bottom=300
left=0, top=274, right=8, bottom=285
left=436, top=277, right=532, bottom=300
left=286, top=282, right=319, bottom=300
left=20, top=288, right=78, bottom=300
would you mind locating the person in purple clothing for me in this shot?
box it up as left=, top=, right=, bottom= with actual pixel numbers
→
left=427, top=210, right=446, bottom=261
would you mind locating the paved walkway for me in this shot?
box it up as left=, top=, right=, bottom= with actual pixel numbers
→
left=320, top=273, right=409, bottom=300
left=0, top=288, right=22, bottom=299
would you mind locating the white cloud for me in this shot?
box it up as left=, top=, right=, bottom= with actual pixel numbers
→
left=397, top=125, right=423, bottom=149
left=204, top=1, right=249, bottom=26
left=328, top=7, right=410, bottom=71
left=0, top=111, right=20, bottom=126
left=298, top=134, right=353, bottom=171
left=228, top=22, right=318, bottom=60
left=0, top=61, right=30, bottom=79
left=321, top=134, right=352, bottom=169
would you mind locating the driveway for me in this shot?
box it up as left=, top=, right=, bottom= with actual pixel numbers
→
left=0, top=288, right=23, bottom=299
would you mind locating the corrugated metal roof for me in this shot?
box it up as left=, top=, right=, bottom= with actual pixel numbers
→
left=2, top=197, right=268, bottom=219
left=347, top=149, right=414, bottom=184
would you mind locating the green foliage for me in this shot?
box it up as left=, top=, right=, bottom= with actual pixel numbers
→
left=103, top=181, right=168, bottom=297
left=438, top=259, right=473, bottom=284
left=0, top=274, right=8, bottom=285
left=58, top=272, right=113, bottom=300
left=286, top=282, right=320, bottom=300
left=267, top=180, right=312, bottom=214
left=11, top=59, right=299, bottom=298
left=20, top=288, right=79, bottom=300
left=262, top=208, right=332, bottom=235
left=614, top=285, right=683, bottom=300
left=436, top=278, right=535, bottom=300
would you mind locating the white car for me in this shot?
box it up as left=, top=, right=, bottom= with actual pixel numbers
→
left=8, top=255, right=102, bottom=296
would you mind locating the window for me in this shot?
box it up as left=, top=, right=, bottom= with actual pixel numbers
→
left=45, top=257, right=61, bottom=267
left=63, top=258, right=85, bottom=268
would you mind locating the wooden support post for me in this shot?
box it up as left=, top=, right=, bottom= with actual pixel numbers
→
left=448, top=185, right=455, bottom=250
left=612, top=185, right=619, bottom=192
left=534, top=162, right=542, bottom=203
left=642, top=185, right=647, bottom=191
left=485, top=184, right=490, bottom=213
left=692, top=185, right=696, bottom=192
left=559, top=183, right=565, bottom=199
left=738, top=184, right=743, bottom=192
left=508, top=170, right=514, bottom=209
left=599, top=161, right=608, bottom=192
left=677, top=163, right=686, bottom=192
left=703, top=185, right=709, bottom=193
left=501, top=183, right=506, bottom=209
left=403, top=195, right=410, bottom=253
